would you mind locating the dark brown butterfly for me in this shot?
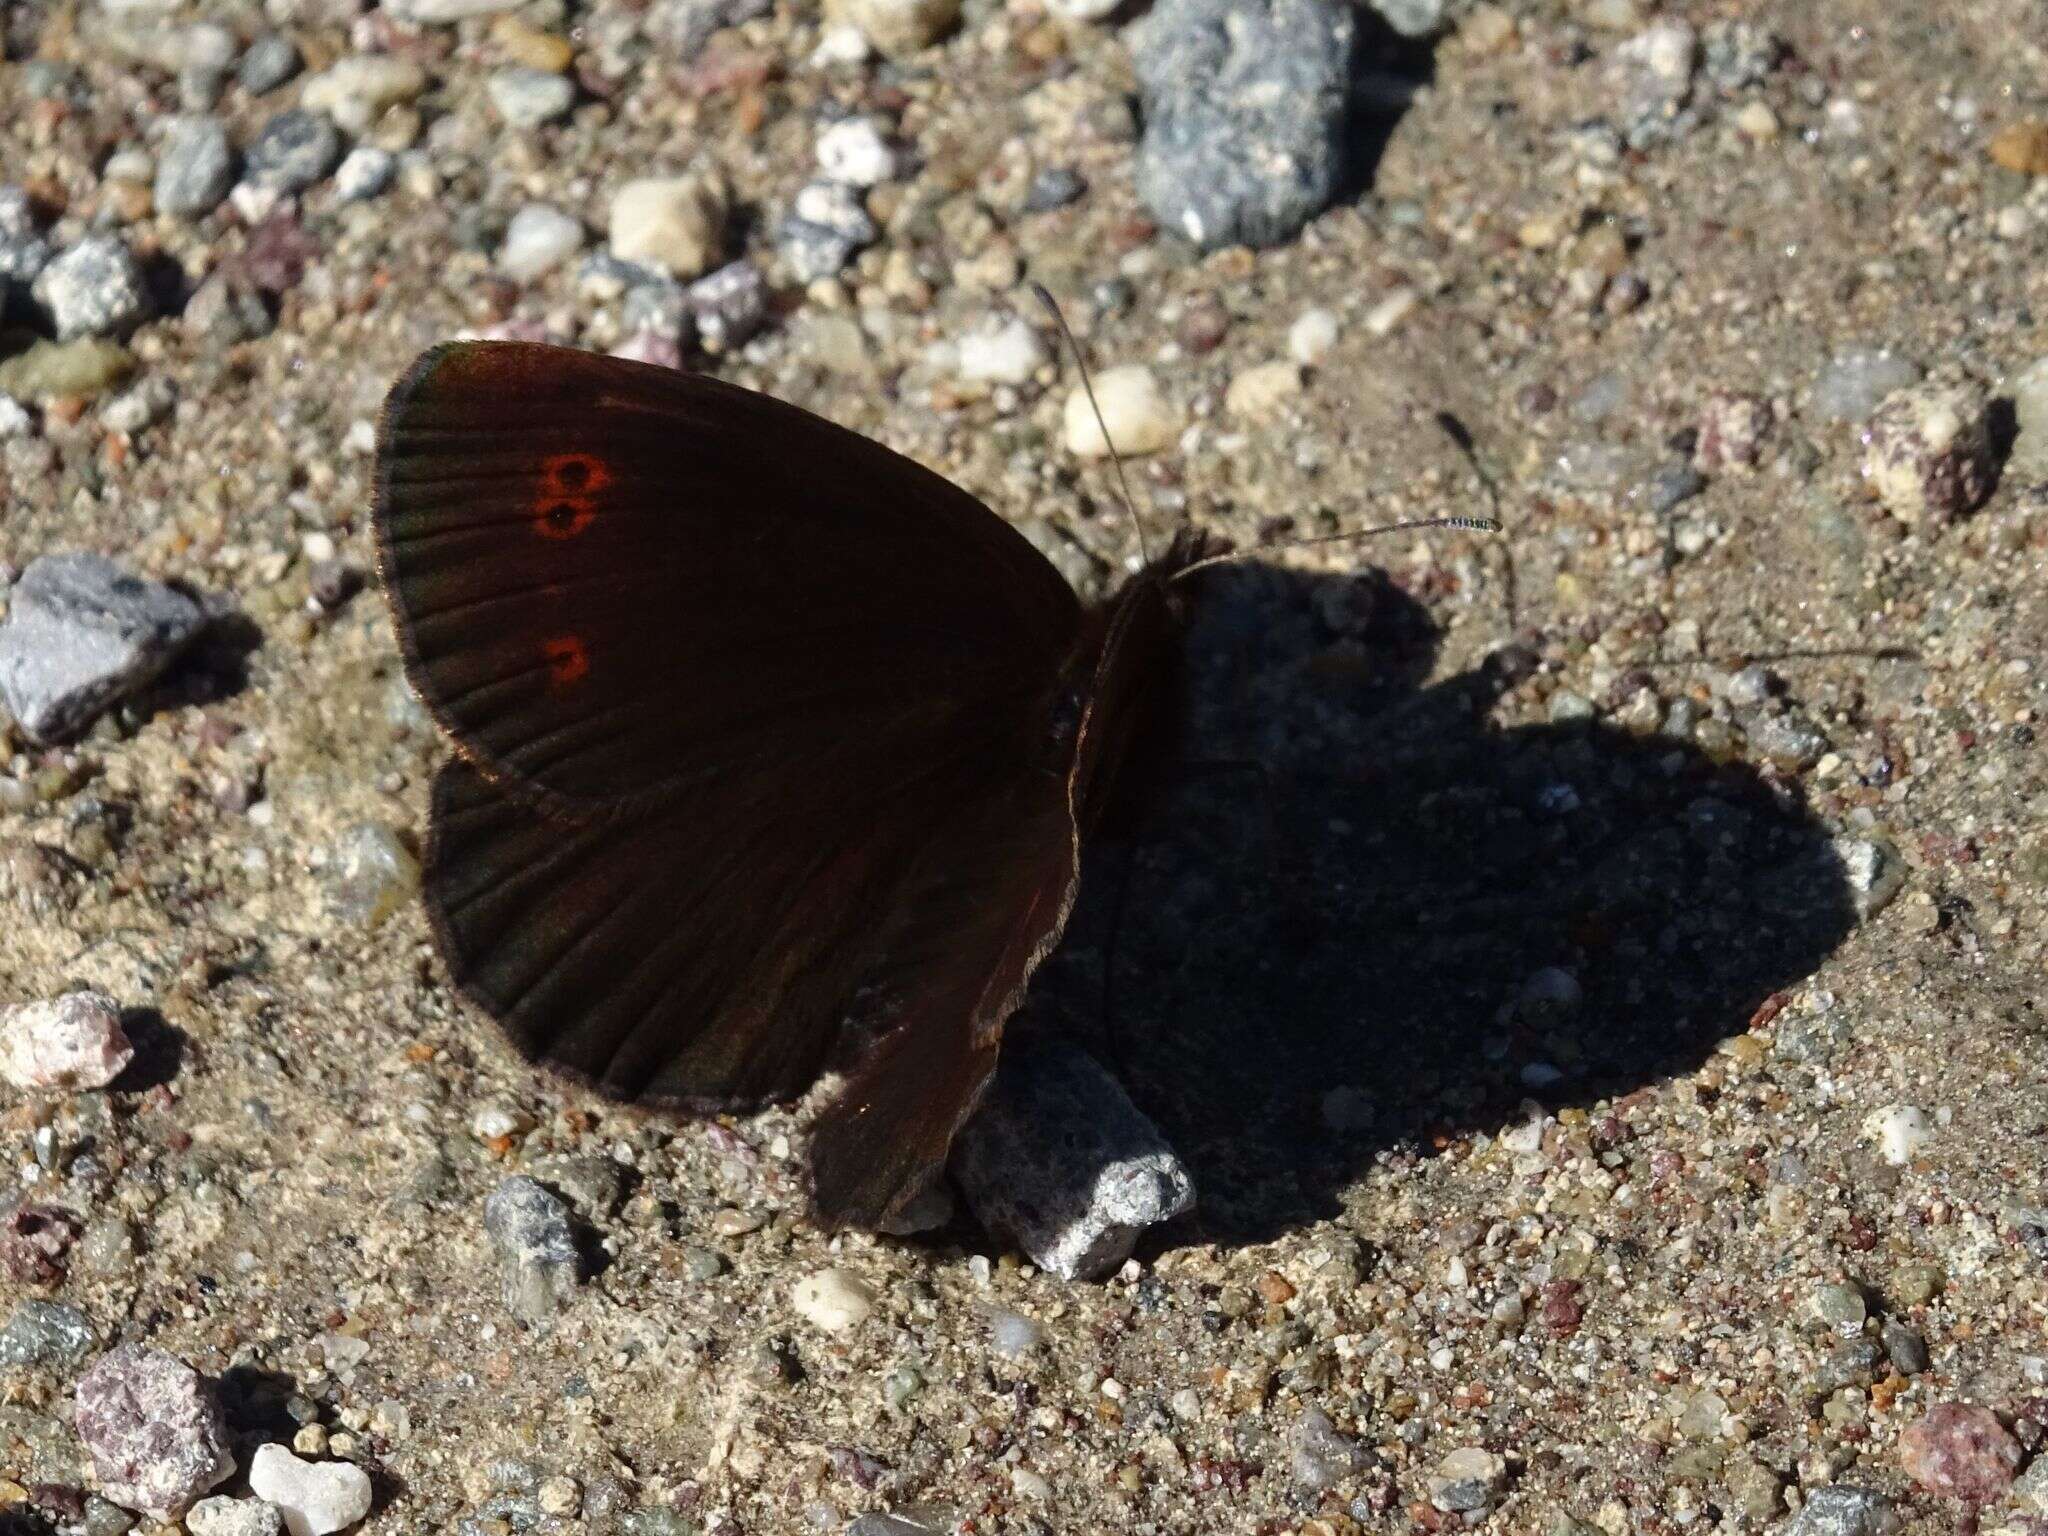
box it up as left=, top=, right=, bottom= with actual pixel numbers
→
left=371, top=339, right=1208, bottom=1229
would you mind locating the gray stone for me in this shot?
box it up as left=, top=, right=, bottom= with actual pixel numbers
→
left=488, top=67, right=577, bottom=129
left=0, top=185, right=53, bottom=284
left=0, top=1298, right=96, bottom=1367
left=1779, top=1485, right=1898, bottom=1536
left=186, top=1496, right=285, bottom=1536
left=30, top=237, right=151, bottom=340
left=155, top=116, right=235, bottom=217
left=1368, top=0, right=1450, bottom=35
left=73, top=1344, right=236, bottom=1519
left=332, top=147, right=396, bottom=204
left=688, top=260, right=768, bottom=352
left=1607, top=22, right=1699, bottom=150
left=845, top=1518, right=939, bottom=1536
left=244, top=109, right=340, bottom=191
left=0, top=553, right=206, bottom=743
left=647, top=0, right=774, bottom=55
left=1291, top=1406, right=1372, bottom=1491
left=484, top=1175, right=583, bottom=1323
left=1881, top=1320, right=1929, bottom=1376
left=951, top=1038, right=1195, bottom=1280
left=778, top=180, right=877, bottom=282
left=237, top=34, right=301, bottom=96
left=2012, top=354, right=2048, bottom=474
left=1812, top=348, right=1922, bottom=424
left=1129, top=0, right=1355, bottom=250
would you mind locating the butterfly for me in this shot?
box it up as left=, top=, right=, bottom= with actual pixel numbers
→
left=373, top=336, right=1495, bottom=1231
left=371, top=338, right=1212, bottom=1230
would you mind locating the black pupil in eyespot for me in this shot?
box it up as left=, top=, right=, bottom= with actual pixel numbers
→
left=557, top=460, right=590, bottom=490
left=545, top=503, right=576, bottom=529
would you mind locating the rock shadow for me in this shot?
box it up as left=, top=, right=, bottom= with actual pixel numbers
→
left=1030, top=561, right=1859, bottom=1247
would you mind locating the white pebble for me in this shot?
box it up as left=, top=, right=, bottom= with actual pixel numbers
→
left=331, top=146, right=394, bottom=203
left=608, top=175, right=727, bottom=280
left=498, top=204, right=585, bottom=282
left=1865, top=1104, right=1931, bottom=1166
left=1010, top=1468, right=1053, bottom=1500
left=1224, top=359, right=1303, bottom=422
left=1062, top=364, right=1181, bottom=458
left=955, top=317, right=1048, bottom=386
left=247, top=1445, right=373, bottom=1536
left=1363, top=286, right=1419, bottom=337
left=0, top=992, right=134, bottom=1092
left=1288, top=307, right=1339, bottom=366
left=816, top=118, right=898, bottom=187
left=791, top=1268, right=876, bottom=1331
left=299, top=57, right=427, bottom=135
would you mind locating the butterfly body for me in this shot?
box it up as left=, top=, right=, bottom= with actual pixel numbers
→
left=374, top=341, right=1195, bottom=1228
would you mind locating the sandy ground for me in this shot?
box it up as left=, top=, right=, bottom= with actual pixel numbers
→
left=2, top=0, right=2047, bottom=1533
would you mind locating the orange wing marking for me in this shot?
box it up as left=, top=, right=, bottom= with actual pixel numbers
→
left=532, top=453, right=613, bottom=539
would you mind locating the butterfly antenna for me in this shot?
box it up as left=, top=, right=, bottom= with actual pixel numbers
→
left=1032, top=282, right=1151, bottom=568
left=1169, top=515, right=1501, bottom=581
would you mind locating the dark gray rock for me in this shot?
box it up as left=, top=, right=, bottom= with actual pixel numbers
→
left=483, top=1175, right=583, bottom=1323
left=155, top=116, right=235, bottom=217
left=0, top=185, right=54, bottom=285
left=1129, top=0, right=1355, bottom=250
left=0, top=1298, right=96, bottom=1367
left=0, top=553, right=207, bottom=743
left=688, top=261, right=768, bottom=353
left=951, top=1038, right=1195, bottom=1280
left=244, top=108, right=340, bottom=191
left=30, top=237, right=151, bottom=339
left=73, top=1344, right=236, bottom=1519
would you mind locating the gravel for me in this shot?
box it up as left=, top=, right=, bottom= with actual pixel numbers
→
left=73, top=1346, right=236, bottom=1519
left=154, top=115, right=235, bottom=217
left=30, top=236, right=151, bottom=340
left=1129, top=0, right=1355, bottom=249
left=242, top=109, right=341, bottom=192
left=0, top=991, right=134, bottom=1091
left=483, top=1175, right=584, bottom=1323
left=246, top=1445, right=374, bottom=1536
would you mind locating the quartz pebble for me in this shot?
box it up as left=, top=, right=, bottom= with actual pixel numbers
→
left=332, top=147, right=395, bottom=204
left=778, top=180, right=877, bottom=282
left=1860, top=372, right=1996, bottom=525
left=951, top=1037, right=1196, bottom=1280
left=187, top=1496, right=287, bottom=1536
left=1864, top=1104, right=1930, bottom=1165
left=489, top=67, right=576, bottom=129
left=1130, top=0, right=1354, bottom=249
left=1291, top=1407, right=1371, bottom=1491
left=1062, top=365, right=1181, bottom=458
left=2008, top=353, right=2048, bottom=474
left=1813, top=348, right=1922, bottom=424
left=610, top=176, right=727, bottom=280
left=1288, top=307, right=1339, bottom=365
left=31, top=237, right=151, bottom=340
left=74, top=1345, right=236, bottom=1518
left=499, top=204, right=586, bottom=281
left=0, top=991, right=133, bottom=1091
left=0, top=553, right=206, bottom=742
left=816, top=118, right=898, bottom=187
left=300, top=58, right=427, bottom=134
left=1607, top=21, right=1698, bottom=148
left=791, top=1268, right=876, bottom=1332
left=483, top=1175, right=583, bottom=1323
left=954, top=317, right=1048, bottom=387
left=1224, top=359, right=1303, bottom=421
left=323, top=824, right=420, bottom=928
left=1897, top=1403, right=2021, bottom=1502
left=247, top=1445, right=373, bottom=1536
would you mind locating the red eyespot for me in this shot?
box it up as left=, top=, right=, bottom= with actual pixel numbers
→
left=541, top=634, right=589, bottom=688
left=532, top=453, right=611, bottom=538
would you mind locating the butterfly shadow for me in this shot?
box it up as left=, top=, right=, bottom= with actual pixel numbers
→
left=1027, top=561, right=1860, bottom=1248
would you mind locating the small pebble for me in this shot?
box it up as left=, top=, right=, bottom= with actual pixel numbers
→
left=1023, top=167, right=1086, bottom=212
left=1810, top=1282, right=1867, bottom=1335
left=688, top=261, right=769, bottom=353
left=791, top=1268, right=876, bottom=1332
left=1812, top=347, right=1921, bottom=424
left=1860, top=371, right=1996, bottom=525
left=30, top=237, right=151, bottom=340
left=1428, top=1447, right=1508, bottom=1514
left=1224, top=360, right=1303, bottom=421
left=986, top=1308, right=1044, bottom=1357
left=822, top=0, right=960, bottom=56
left=488, top=67, right=576, bottom=129
left=778, top=180, right=877, bottom=282
left=0, top=1299, right=96, bottom=1367
left=1062, top=365, right=1181, bottom=458
left=0, top=553, right=205, bottom=741
left=236, top=35, right=300, bottom=95
left=1864, top=1104, right=1930, bottom=1165
left=2006, top=353, right=2048, bottom=473
left=1783, top=1486, right=1898, bottom=1536
left=73, top=1345, right=236, bottom=1519
left=323, top=824, right=420, bottom=928
left=499, top=204, right=586, bottom=281
left=1291, top=1407, right=1371, bottom=1492
left=954, top=317, right=1047, bottom=387
left=154, top=116, right=235, bottom=217
left=331, top=147, right=395, bottom=204
left=483, top=1175, right=583, bottom=1323
left=244, top=109, right=340, bottom=192
left=187, top=1496, right=286, bottom=1536
left=1693, top=391, right=1771, bottom=472
left=1287, top=307, right=1339, bottom=365
left=1898, top=1403, right=2021, bottom=1502
left=0, top=991, right=133, bottom=1091
left=299, top=58, right=427, bottom=134
left=246, top=1445, right=373, bottom=1536
left=610, top=175, right=727, bottom=280
left=816, top=118, right=898, bottom=187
